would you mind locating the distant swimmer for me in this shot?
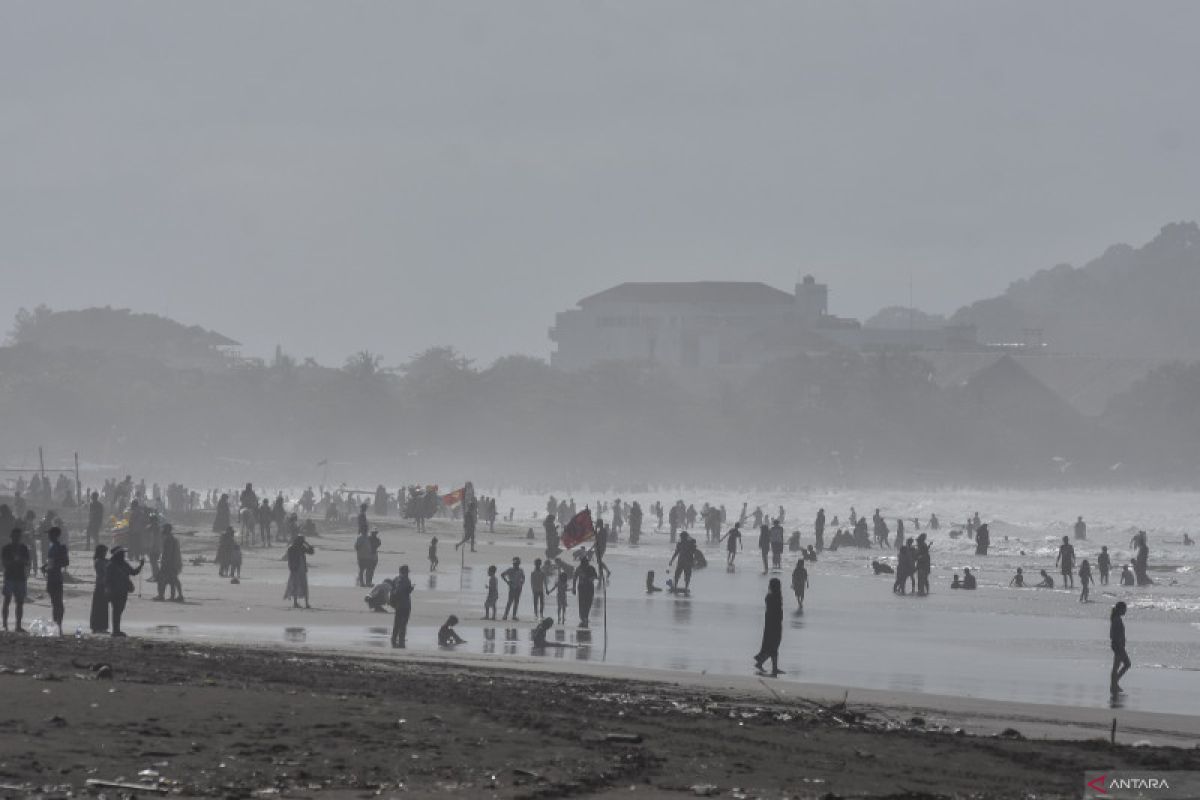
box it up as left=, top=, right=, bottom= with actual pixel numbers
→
left=1110, top=601, right=1131, bottom=696
left=872, top=559, right=894, bottom=575
left=1010, top=567, right=1025, bottom=587
left=1036, top=569, right=1055, bottom=588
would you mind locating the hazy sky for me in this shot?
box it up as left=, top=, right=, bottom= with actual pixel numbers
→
left=4, top=2, right=1199, bottom=366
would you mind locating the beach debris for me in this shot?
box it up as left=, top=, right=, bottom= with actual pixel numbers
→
left=46, top=715, right=67, bottom=727
left=908, top=716, right=925, bottom=727
left=604, top=733, right=644, bottom=744
left=997, top=728, right=1024, bottom=739
left=85, top=778, right=169, bottom=794
left=691, top=784, right=719, bottom=796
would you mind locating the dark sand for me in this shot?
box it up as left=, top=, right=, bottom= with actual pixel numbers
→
left=0, top=635, right=1196, bottom=798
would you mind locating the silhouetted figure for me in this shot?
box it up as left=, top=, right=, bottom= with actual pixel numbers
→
left=669, top=533, right=696, bottom=594
left=1010, top=567, right=1025, bottom=587
left=90, top=545, right=109, bottom=632
left=1074, top=516, right=1087, bottom=540
left=364, top=530, right=381, bottom=586
left=950, top=574, right=961, bottom=589
left=769, top=520, right=785, bottom=568
left=428, top=536, right=439, bottom=572
left=791, top=559, right=809, bottom=610
left=86, top=492, right=104, bottom=550
left=501, top=557, right=526, bottom=620
left=1056, top=536, right=1075, bottom=588
left=1097, top=546, right=1111, bottom=585
left=357, top=502, right=369, bottom=538
left=555, top=566, right=570, bottom=624
left=573, top=555, right=598, bottom=628
left=1120, top=564, right=1135, bottom=586
left=929, top=513, right=940, bottom=531
left=213, top=493, right=231, bottom=533
left=1110, top=601, right=1131, bottom=696
left=457, top=500, right=477, bottom=553
left=974, top=523, right=990, bottom=556
left=43, top=526, right=69, bottom=635
left=155, top=524, right=184, bottom=602
left=389, top=565, right=413, bottom=647
left=1079, top=559, right=1093, bottom=603
left=532, top=617, right=575, bottom=649
left=354, top=530, right=371, bottom=587
left=753, top=578, right=784, bottom=676
left=1036, top=569, right=1055, bottom=588
left=105, top=546, right=144, bottom=637
left=484, top=565, right=499, bottom=619
left=1, top=528, right=31, bottom=632
left=284, top=536, right=314, bottom=608
left=365, top=577, right=393, bottom=612
left=531, top=559, right=546, bottom=617
left=438, top=614, right=466, bottom=647
left=721, top=523, right=742, bottom=567
left=871, top=559, right=894, bottom=575
left=961, top=568, right=976, bottom=590
left=758, top=524, right=770, bottom=574
left=814, top=509, right=825, bottom=552
left=915, top=534, right=932, bottom=596
left=1131, top=531, right=1152, bottom=586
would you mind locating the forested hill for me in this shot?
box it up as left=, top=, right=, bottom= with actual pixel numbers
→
left=949, top=222, right=1200, bottom=359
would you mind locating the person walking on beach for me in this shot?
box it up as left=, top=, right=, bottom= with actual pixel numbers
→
left=791, top=559, right=809, bottom=610
left=753, top=578, right=784, bottom=676
left=1097, top=546, right=1111, bottom=585
left=1079, top=559, right=1093, bottom=603
left=1110, top=601, right=1131, bottom=696
left=43, top=527, right=69, bottom=635
left=155, top=524, right=184, bottom=602
left=284, top=535, right=315, bottom=609
left=1056, top=536, right=1075, bottom=588
left=530, top=559, right=546, bottom=618
left=669, top=532, right=696, bottom=594
left=573, top=554, right=598, bottom=628
left=389, top=565, right=414, bottom=647
left=105, top=546, right=144, bottom=637
left=721, top=523, right=742, bottom=568
left=501, top=557, right=526, bottom=621
left=428, top=536, right=439, bottom=573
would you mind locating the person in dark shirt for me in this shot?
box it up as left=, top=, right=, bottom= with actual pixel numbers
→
left=86, top=492, right=104, bottom=550
left=501, top=557, right=526, bottom=621
left=155, top=524, right=184, bottom=602
left=389, top=565, right=414, bottom=648
left=2, top=528, right=32, bottom=632
left=573, top=556, right=598, bottom=628
left=753, top=578, right=784, bottom=676
left=1110, top=601, right=1131, bottom=696
left=105, top=546, right=145, bottom=637
left=43, top=526, right=70, bottom=635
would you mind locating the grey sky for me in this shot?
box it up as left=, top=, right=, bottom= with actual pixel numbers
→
left=3, top=1, right=1198, bottom=365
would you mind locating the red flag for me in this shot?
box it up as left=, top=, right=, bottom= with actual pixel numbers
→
left=561, top=508, right=595, bottom=550
left=441, top=487, right=464, bottom=507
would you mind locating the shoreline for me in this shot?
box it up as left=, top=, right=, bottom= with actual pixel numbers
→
left=1, top=633, right=1198, bottom=799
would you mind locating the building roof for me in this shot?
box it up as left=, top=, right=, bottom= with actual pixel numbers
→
left=577, top=282, right=794, bottom=307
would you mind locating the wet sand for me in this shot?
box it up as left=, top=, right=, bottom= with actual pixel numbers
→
left=2, top=633, right=1200, bottom=799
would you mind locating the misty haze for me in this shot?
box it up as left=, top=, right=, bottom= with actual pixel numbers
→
left=3, top=3, right=1200, bottom=799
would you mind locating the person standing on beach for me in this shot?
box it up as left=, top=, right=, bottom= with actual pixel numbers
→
left=1074, top=516, right=1087, bottom=540
left=428, top=536, right=439, bottom=573
left=284, top=535, right=315, bottom=609
left=530, top=559, right=546, bottom=618
left=86, top=491, right=104, bottom=550
left=669, top=533, right=696, bottom=594
left=573, top=554, right=598, bottom=628
left=357, top=502, right=369, bottom=539
left=1097, top=546, right=1111, bottom=585
left=483, top=565, right=499, bottom=620
left=43, top=527, right=69, bottom=635
left=90, top=545, right=109, bottom=633
left=364, top=530, right=381, bottom=587
left=105, top=546, right=144, bottom=637
left=1056, top=536, right=1075, bottom=588
left=769, top=519, right=785, bottom=569
left=1110, top=601, right=1131, bottom=696
left=757, top=524, right=770, bottom=574
left=155, top=524, right=184, bottom=602
left=1078, top=559, right=1093, bottom=603
left=1, top=528, right=31, bottom=633
left=753, top=578, right=784, bottom=676
left=354, top=529, right=370, bottom=587
left=501, top=557, right=526, bottom=621
left=814, top=509, right=826, bottom=552
left=555, top=566, right=570, bottom=624
left=389, top=565, right=414, bottom=647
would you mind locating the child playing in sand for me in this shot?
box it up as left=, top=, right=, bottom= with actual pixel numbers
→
left=438, top=614, right=466, bottom=647
left=484, top=565, right=498, bottom=620
left=428, top=536, right=439, bottom=573
left=1009, top=567, right=1025, bottom=587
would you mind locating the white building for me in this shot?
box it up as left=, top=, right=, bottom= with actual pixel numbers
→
left=549, top=277, right=975, bottom=371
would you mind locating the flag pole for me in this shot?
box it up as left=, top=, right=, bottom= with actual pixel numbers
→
left=602, top=559, right=608, bottom=660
